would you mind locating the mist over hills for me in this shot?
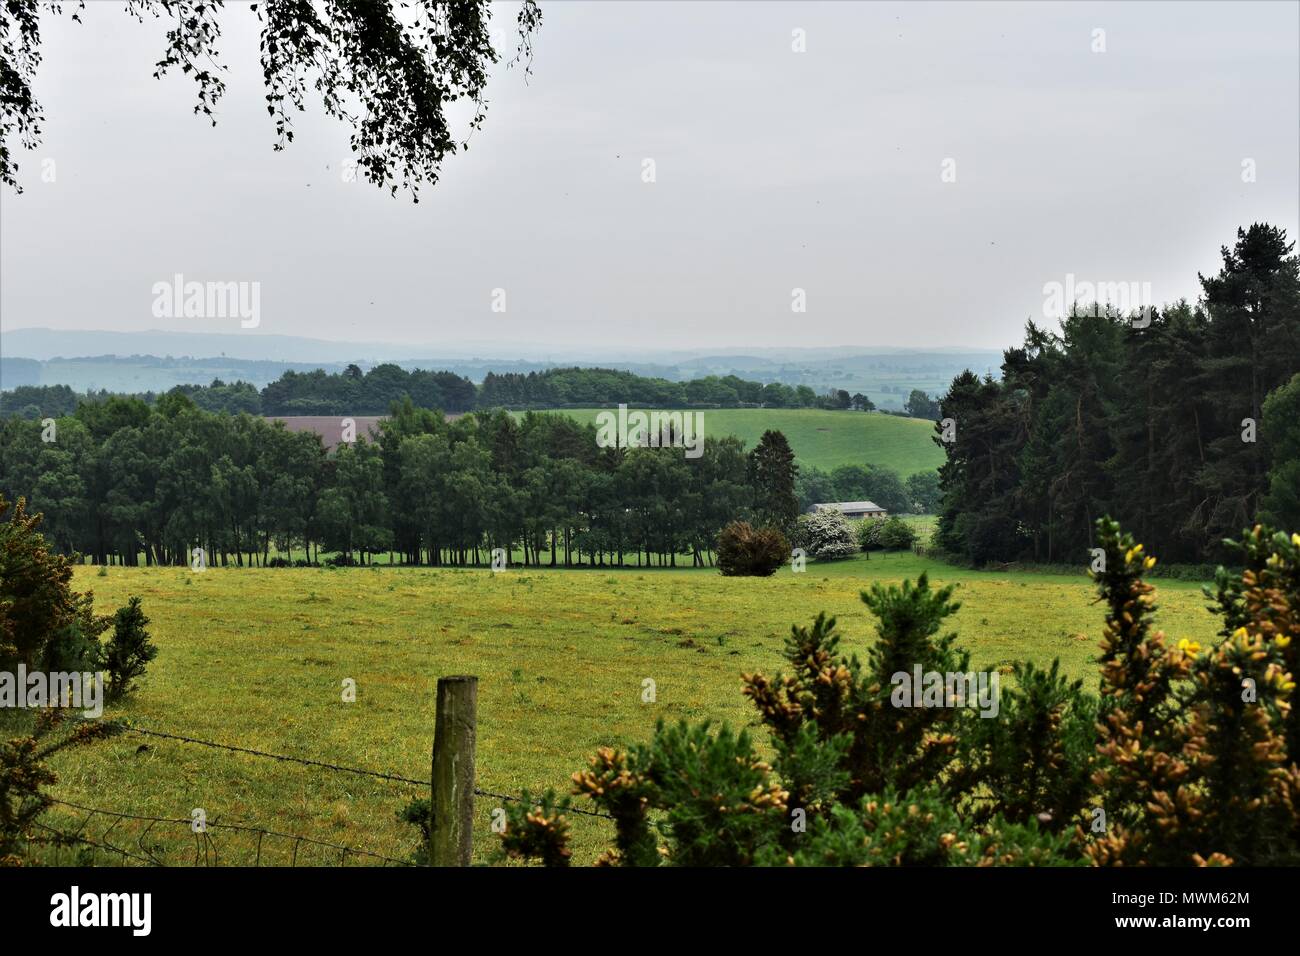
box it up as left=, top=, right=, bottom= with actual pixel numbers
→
left=0, top=327, right=1002, bottom=408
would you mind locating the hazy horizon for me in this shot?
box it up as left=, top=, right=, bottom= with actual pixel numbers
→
left=1, top=325, right=1010, bottom=363
left=2, top=0, right=1297, bottom=353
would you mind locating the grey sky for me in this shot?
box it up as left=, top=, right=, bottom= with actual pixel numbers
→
left=1, top=0, right=1296, bottom=353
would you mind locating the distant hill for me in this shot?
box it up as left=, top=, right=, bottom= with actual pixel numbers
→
left=0, top=353, right=350, bottom=393
left=1, top=327, right=1001, bottom=410
left=0, top=327, right=423, bottom=363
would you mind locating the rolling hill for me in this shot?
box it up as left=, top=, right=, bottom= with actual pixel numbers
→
left=542, top=407, right=944, bottom=476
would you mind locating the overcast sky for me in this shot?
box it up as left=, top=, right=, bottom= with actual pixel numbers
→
left=1, top=0, right=1296, bottom=353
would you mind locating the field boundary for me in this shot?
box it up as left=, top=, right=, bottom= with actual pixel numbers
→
left=28, top=713, right=611, bottom=868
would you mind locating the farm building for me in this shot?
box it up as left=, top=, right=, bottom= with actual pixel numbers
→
left=812, top=500, right=888, bottom=520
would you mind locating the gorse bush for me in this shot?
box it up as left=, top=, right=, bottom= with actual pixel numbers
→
left=1, top=495, right=79, bottom=668
left=716, top=521, right=789, bottom=577
left=495, top=518, right=1300, bottom=866
left=1087, top=520, right=1300, bottom=865
left=0, top=494, right=155, bottom=695
left=0, top=499, right=154, bottom=867
left=0, top=711, right=114, bottom=866
left=947, top=659, right=1097, bottom=830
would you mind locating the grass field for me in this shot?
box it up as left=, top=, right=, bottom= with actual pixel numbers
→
left=530, top=408, right=945, bottom=476
left=15, top=553, right=1224, bottom=867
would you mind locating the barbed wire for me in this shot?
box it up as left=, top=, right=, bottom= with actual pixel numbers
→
left=93, top=718, right=615, bottom=820
left=109, top=722, right=430, bottom=786
left=31, top=821, right=160, bottom=866
left=43, top=798, right=416, bottom=866
left=472, top=786, right=613, bottom=820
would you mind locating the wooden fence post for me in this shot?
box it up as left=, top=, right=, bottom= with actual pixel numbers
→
left=431, top=675, right=478, bottom=866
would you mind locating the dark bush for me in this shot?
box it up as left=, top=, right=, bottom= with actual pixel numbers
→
left=717, top=521, right=789, bottom=577
left=99, top=597, right=158, bottom=701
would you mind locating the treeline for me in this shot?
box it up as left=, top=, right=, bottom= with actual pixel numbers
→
left=0, top=393, right=808, bottom=569
left=479, top=367, right=880, bottom=411
left=2, top=364, right=928, bottom=419
left=937, top=223, right=1300, bottom=566
left=796, top=463, right=940, bottom=514
left=0, top=383, right=80, bottom=418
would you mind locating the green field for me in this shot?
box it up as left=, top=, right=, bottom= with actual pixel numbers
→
left=17, top=553, right=1223, bottom=867
left=531, top=408, right=945, bottom=476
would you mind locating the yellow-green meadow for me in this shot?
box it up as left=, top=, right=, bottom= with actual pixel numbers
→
left=25, top=554, right=1220, bottom=866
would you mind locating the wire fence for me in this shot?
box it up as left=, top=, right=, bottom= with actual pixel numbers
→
left=101, top=720, right=613, bottom=819
left=22, top=716, right=612, bottom=868
left=37, top=798, right=416, bottom=867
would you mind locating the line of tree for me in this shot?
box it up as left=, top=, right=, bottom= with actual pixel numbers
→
left=1, top=365, right=891, bottom=420
left=935, top=223, right=1300, bottom=566
left=0, top=393, right=805, bottom=569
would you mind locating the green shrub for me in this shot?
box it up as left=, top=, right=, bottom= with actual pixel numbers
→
left=39, top=620, right=102, bottom=675
left=879, top=516, right=918, bottom=550
left=716, top=521, right=789, bottom=577
left=752, top=786, right=1076, bottom=867
left=857, top=517, right=884, bottom=551
left=397, top=798, right=432, bottom=865
left=946, top=659, right=1096, bottom=830
left=98, top=597, right=158, bottom=702
left=860, top=516, right=917, bottom=551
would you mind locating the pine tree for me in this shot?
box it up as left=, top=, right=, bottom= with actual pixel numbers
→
left=747, top=430, right=799, bottom=535
left=1262, top=373, right=1300, bottom=533
left=99, top=596, right=158, bottom=701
